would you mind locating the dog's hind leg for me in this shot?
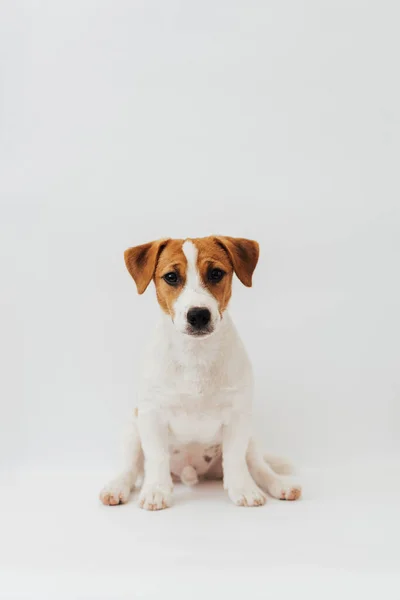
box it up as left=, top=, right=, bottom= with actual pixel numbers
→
left=263, top=453, right=294, bottom=475
left=99, top=411, right=143, bottom=505
left=247, top=439, right=302, bottom=501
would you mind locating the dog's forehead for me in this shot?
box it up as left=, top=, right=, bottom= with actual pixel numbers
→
left=190, top=237, right=230, bottom=265
left=156, top=239, right=186, bottom=271
left=157, top=237, right=229, bottom=271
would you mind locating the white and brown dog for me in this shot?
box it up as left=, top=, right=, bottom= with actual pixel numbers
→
left=100, top=236, right=302, bottom=510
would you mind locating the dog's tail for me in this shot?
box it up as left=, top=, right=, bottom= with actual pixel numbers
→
left=263, top=453, right=295, bottom=475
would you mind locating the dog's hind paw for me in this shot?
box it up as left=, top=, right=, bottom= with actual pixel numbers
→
left=268, top=477, right=302, bottom=501
left=99, top=479, right=131, bottom=506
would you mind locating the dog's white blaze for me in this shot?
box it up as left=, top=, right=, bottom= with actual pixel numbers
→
left=172, top=240, right=220, bottom=334
left=182, top=240, right=201, bottom=292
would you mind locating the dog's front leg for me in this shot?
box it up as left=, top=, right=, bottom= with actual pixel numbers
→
left=137, top=410, right=173, bottom=511
left=223, top=411, right=266, bottom=507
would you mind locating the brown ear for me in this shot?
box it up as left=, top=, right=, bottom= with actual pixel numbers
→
left=124, top=238, right=170, bottom=294
left=214, top=236, right=259, bottom=287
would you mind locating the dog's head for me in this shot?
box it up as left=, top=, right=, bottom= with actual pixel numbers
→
left=124, top=236, right=259, bottom=337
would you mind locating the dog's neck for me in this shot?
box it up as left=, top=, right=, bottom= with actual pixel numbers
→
left=160, top=311, right=234, bottom=369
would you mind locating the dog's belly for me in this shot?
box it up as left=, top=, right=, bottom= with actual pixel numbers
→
left=169, top=441, right=222, bottom=478
left=164, top=403, right=227, bottom=480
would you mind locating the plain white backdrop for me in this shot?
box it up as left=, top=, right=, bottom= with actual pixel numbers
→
left=1, top=1, right=399, bottom=599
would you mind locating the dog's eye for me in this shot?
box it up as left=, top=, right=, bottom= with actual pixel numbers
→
left=163, top=272, right=179, bottom=285
left=208, top=268, right=225, bottom=283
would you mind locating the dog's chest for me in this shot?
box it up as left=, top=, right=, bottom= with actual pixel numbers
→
left=142, top=327, right=248, bottom=444
left=167, top=405, right=225, bottom=445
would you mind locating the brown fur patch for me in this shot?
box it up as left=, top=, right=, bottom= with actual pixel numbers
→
left=213, top=236, right=259, bottom=287
left=124, top=238, right=170, bottom=294
left=153, top=239, right=186, bottom=316
left=191, top=237, right=234, bottom=314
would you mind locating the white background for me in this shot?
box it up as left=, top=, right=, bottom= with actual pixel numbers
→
left=1, top=2, right=399, bottom=598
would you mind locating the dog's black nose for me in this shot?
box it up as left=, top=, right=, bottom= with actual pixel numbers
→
left=187, top=307, right=211, bottom=329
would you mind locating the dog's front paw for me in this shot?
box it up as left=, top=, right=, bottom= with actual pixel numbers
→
left=228, top=484, right=267, bottom=507
left=139, top=484, right=172, bottom=511
left=99, top=478, right=131, bottom=506
left=268, top=477, right=302, bottom=501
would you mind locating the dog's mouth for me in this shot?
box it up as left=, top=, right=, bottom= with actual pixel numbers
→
left=184, top=327, right=215, bottom=338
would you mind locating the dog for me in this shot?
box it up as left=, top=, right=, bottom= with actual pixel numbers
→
left=100, top=236, right=302, bottom=510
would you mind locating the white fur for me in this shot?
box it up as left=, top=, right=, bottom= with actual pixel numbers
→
left=100, top=242, right=302, bottom=510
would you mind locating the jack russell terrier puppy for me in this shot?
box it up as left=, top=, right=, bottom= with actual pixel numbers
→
left=100, top=236, right=302, bottom=510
